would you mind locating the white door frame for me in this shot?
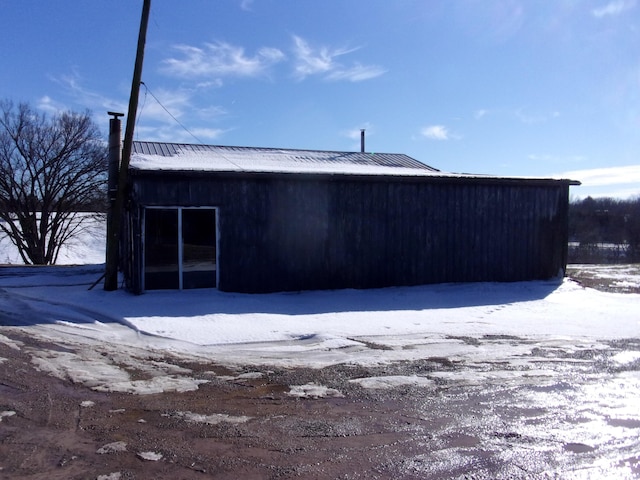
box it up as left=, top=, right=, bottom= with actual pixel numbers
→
left=142, top=206, right=219, bottom=291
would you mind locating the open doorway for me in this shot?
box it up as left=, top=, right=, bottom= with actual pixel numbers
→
left=143, top=207, right=217, bottom=290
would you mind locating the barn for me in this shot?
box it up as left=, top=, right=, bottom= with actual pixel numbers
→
left=120, top=141, right=579, bottom=293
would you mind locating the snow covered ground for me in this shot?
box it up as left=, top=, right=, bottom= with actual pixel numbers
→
left=1, top=224, right=639, bottom=395
left=0, top=215, right=105, bottom=265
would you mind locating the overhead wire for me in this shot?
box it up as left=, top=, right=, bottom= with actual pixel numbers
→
left=139, top=81, right=205, bottom=145
left=136, top=81, right=245, bottom=171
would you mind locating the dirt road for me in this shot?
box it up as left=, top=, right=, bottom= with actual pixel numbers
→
left=1, top=326, right=639, bottom=479
left=1, top=267, right=639, bottom=479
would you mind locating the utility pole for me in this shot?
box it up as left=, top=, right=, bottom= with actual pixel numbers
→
left=104, top=0, right=151, bottom=290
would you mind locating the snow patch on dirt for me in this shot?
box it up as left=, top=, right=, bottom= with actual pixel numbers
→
left=94, top=376, right=208, bottom=395
left=350, top=375, right=435, bottom=389
left=137, top=451, right=163, bottom=461
left=0, top=334, right=21, bottom=350
left=612, top=351, right=640, bottom=365
left=216, top=371, right=265, bottom=381
left=97, top=473, right=121, bottom=480
left=173, top=411, right=253, bottom=425
left=429, top=368, right=558, bottom=386
left=288, top=383, right=344, bottom=399
left=0, top=411, right=16, bottom=421
left=97, top=441, right=127, bottom=454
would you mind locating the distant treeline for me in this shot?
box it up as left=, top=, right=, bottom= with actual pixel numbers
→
left=76, top=198, right=107, bottom=213
left=568, top=196, right=640, bottom=263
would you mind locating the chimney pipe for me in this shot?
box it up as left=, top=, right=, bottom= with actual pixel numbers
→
left=105, top=111, right=124, bottom=290
left=360, top=129, right=365, bottom=153
left=107, top=112, right=124, bottom=205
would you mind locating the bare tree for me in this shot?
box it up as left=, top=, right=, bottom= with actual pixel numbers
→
left=0, top=100, right=107, bottom=264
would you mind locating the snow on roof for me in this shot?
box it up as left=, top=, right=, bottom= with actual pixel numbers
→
left=130, top=141, right=441, bottom=176
left=129, top=141, right=580, bottom=185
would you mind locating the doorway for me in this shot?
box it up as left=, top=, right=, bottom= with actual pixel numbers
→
left=143, top=207, right=217, bottom=290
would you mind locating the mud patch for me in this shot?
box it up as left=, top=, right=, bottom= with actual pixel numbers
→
left=1, top=324, right=639, bottom=479
left=567, top=264, right=640, bottom=294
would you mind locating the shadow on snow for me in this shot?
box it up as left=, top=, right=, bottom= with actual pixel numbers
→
left=0, top=264, right=564, bottom=328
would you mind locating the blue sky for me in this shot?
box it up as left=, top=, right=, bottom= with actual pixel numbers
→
left=1, top=0, right=639, bottom=198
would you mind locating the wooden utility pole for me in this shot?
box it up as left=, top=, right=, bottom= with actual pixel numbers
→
left=104, top=0, right=151, bottom=291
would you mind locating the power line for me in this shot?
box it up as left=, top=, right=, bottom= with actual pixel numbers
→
left=139, top=81, right=205, bottom=144
left=138, top=81, right=245, bottom=171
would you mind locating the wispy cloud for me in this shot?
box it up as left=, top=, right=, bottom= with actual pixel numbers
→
left=326, top=63, right=387, bottom=82
left=474, top=107, right=560, bottom=124
left=160, top=36, right=384, bottom=83
left=37, top=95, right=68, bottom=114
left=161, top=42, right=285, bottom=79
left=134, top=124, right=227, bottom=143
left=421, top=125, right=451, bottom=140
left=292, top=35, right=356, bottom=78
left=136, top=84, right=228, bottom=142
left=344, top=123, right=373, bottom=140
left=137, top=86, right=193, bottom=124
left=50, top=70, right=126, bottom=114
left=515, top=108, right=560, bottom=124
left=529, top=153, right=585, bottom=163
left=239, top=0, right=254, bottom=11
left=48, top=69, right=227, bottom=142
left=592, top=0, right=636, bottom=18
left=343, top=123, right=374, bottom=150
left=292, top=35, right=386, bottom=82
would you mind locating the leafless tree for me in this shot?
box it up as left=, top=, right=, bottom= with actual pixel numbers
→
left=0, top=100, right=107, bottom=264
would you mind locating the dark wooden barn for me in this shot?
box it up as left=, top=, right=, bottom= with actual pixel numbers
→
left=121, top=141, right=579, bottom=293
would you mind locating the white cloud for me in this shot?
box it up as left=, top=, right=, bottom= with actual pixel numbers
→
left=575, top=186, right=640, bottom=199
left=557, top=164, right=640, bottom=187
left=292, top=35, right=385, bottom=82
left=186, top=127, right=227, bottom=142
left=474, top=109, right=488, bottom=120
left=421, top=125, right=451, bottom=140
left=195, top=79, right=224, bottom=90
left=592, top=0, right=636, bottom=18
left=135, top=85, right=229, bottom=143
left=345, top=123, right=373, bottom=141
left=37, top=95, right=68, bottom=114
left=161, top=36, right=384, bottom=84
left=134, top=124, right=227, bottom=144
left=343, top=124, right=374, bottom=150
left=292, top=35, right=351, bottom=78
left=326, top=63, right=387, bottom=82
left=528, top=154, right=586, bottom=163
left=161, top=42, right=285, bottom=79
left=194, top=104, right=228, bottom=120
left=515, top=108, right=553, bottom=124
left=45, top=69, right=226, bottom=145
left=137, top=86, right=193, bottom=124
left=474, top=108, right=560, bottom=124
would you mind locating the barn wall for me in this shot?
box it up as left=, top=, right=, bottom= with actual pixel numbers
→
left=126, top=171, right=572, bottom=293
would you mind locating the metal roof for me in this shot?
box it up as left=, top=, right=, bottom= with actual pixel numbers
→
left=131, top=141, right=440, bottom=175
left=129, top=141, right=580, bottom=186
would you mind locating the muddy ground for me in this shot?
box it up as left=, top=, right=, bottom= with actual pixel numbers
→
left=0, top=268, right=639, bottom=479
left=567, top=264, right=640, bottom=294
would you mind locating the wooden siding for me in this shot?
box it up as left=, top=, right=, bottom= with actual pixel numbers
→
left=124, top=171, right=572, bottom=293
